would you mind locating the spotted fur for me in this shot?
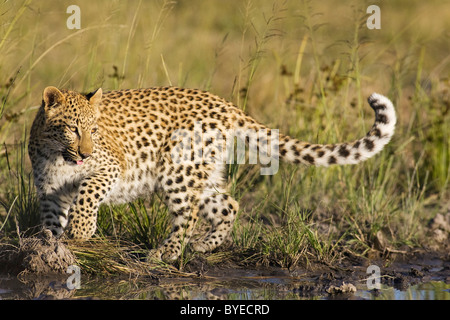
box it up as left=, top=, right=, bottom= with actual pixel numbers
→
left=28, top=86, right=396, bottom=261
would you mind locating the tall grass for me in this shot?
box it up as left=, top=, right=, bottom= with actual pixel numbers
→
left=0, top=142, right=40, bottom=238
left=0, top=0, right=449, bottom=270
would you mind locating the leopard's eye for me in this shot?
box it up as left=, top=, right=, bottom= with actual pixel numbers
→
left=68, top=125, right=78, bottom=133
left=91, top=127, right=98, bottom=134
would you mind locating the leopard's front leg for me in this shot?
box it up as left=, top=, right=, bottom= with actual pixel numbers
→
left=39, top=191, right=77, bottom=237
left=65, top=168, right=119, bottom=239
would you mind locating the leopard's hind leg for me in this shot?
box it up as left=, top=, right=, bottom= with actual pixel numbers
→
left=191, top=188, right=239, bottom=253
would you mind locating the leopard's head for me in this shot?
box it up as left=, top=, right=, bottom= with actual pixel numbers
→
left=41, top=86, right=102, bottom=165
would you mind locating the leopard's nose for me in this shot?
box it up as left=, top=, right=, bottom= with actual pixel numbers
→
left=80, top=151, right=91, bottom=159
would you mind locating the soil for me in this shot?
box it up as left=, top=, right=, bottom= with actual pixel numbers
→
left=0, top=229, right=76, bottom=276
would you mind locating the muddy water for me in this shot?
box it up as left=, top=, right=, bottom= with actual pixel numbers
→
left=1, top=267, right=449, bottom=300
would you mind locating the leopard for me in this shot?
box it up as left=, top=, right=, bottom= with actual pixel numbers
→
left=28, top=85, right=396, bottom=262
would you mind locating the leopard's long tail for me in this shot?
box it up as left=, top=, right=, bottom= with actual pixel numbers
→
left=231, top=93, right=396, bottom=167
left=278, top=93, right=396, bottom=166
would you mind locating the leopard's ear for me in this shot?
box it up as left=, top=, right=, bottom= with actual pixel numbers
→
left=43, top=86, right=65, bottom=108
left=88, top=88, right=102, bottom=106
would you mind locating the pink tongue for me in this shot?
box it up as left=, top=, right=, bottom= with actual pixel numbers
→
left=76, top=160, right=84, bottom=165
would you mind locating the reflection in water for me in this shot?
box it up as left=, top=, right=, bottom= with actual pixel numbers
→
left=356, top=282, right=450, bottom=300
left=1, top=274, right=449, bottom=300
